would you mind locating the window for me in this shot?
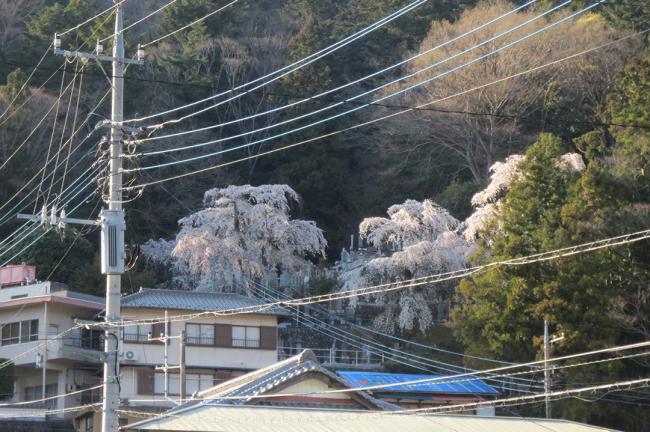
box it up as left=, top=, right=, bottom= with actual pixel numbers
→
left=155, top=373, right=213, bottom=396
left=232, top=326, right=260, bottom=348
left=185, top=374, right=213, bottom=395
left=21, top=320, right=38, bottom=342
left=123, top=324, right=152, bottom=343
left=154, top=373, right=178, bottom=395
left=84, top=414, right=94, bottom=432
left=1, top=320, right=38, bottom=346
left=186, top=324, right=214, bottom=345
left=48, top=324, right=59, bottom=336
left=24, top=384, right=57, bottom=408
left=1, top=322, right=19, bottom=346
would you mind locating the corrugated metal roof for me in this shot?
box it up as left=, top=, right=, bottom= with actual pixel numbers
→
left=125, top=405, right=620, bottom=432
left=121, top=288, right=290, bottom=316
left=337, top=371, right=498, bottom=395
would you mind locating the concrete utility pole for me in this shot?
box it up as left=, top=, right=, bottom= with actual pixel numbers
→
left=101, top=4, right=125, bottom=430
left=179, top=329, right=186, bottom=401
left=542, top=320, right=565, bottom=419
left=544, top=319, right=551, bottom=419
left=19, top=3, right=144, bottom=430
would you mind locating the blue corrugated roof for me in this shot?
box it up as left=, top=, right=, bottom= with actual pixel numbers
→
left=336, top=371, right=498, bottom=395
left=122, top=288, right=290, bottom=316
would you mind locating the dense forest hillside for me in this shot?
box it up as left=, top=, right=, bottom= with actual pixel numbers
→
left=1, top=0, right=649, bottom=429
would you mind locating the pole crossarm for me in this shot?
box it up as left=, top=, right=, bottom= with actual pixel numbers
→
left=17, top=213, right=99, bottom=226
left=53, top=48, right=143, bottom=65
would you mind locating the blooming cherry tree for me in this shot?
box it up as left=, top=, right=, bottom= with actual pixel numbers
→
left=337, top=200, right=472, bottom=334
left=142, top=184, right=327, bottom=293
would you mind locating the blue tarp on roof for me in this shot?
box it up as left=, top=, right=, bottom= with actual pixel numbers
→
left=337, top=371, right=498, bottom=395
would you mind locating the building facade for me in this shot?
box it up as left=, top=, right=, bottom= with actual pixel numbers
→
left=0, top=266, right=288, bottom=429
left=0, top=273, right=105, bottom=418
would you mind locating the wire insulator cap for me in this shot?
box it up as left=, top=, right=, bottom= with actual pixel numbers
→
left=136, top=44, right=145, bottom=61
left=96, top=40, right=104, bottom=55
left=53, top=33, right=61, bottom=50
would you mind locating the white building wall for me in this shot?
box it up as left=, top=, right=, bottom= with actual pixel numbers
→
left=119, top=308, right=280, bottom=405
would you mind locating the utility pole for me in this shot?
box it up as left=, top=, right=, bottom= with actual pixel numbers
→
left=179, top=329, right=186, bottom=401
left=544, top=319, right=551, bottom=419
left=14, top=3, right=146, bottom=430
left=149, top=312, right=185, bottom=402
left=542, top=319, right=565, bottom=419
left=102, top=3, right=125, bottom=430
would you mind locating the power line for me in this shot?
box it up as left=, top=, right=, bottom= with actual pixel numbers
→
left=123, top=26, right=647, bottom=191
left=120, top=347, right=650, bottom=404
left=250, top=280, right=543, bottom=392
left=58, top=0, right=127, bottom=36
left=0, top=65, right=78, bottom=173
left=121, top=0, right=595, bottom=171
left=140, top=0, right=241, bottom=48
left=124, top=0, right=427, bottom=123
left=132, top=0, right=542, bottom=144
left=0, top=87, right=111, bottom=218
left=99, top=0, right=179, bottom=44
left=0, top=43, right=54, bottom=123
left=93, top=229, right=650, bottom=328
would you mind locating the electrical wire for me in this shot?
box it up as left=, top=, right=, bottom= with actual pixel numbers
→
left=124, top=25, right=647, bottom=191
left=46, top=60, right=83, bottom=205
left=125, top=0, right=427, bottom=123
left=33, top=61, right=70, bottom=212
left=0, top=43, right=54, bottom=123
left=95, top=229, right=650, bottom=328
left=133, top=0, right=541, bottom=144
left=0, top=179, right=102, bottom=264
left=99, top=0, right=179, bottom=44
left=58, top=0, right=127, bottom=36
left=125, top=349, right=650, bottom=403
left=140, top=0, right=239, bottom=48
left=0, top=384, right=104, bottom=408
left=0, top=87, right=111, bottom=218
left=250, top=280, right=542, bottom=393
left=0, top=64, right=79, bottom=173
left=125, top=0, right=592, bottom=171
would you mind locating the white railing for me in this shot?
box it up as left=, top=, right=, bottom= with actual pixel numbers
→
left=278, top=346, right=383, bottom=368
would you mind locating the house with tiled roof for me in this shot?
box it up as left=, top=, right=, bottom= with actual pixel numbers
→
left=189, top=349, right=396, bottom=410
left=76, top=287, right=290, bottom=432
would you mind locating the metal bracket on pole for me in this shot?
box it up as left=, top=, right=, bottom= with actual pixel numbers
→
left=53, top=48, right=144, bottom=66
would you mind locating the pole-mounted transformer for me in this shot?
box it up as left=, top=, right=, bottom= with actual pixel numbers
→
left=100, top=209, right=125, bottom=274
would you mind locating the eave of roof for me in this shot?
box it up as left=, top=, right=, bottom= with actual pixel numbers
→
left=121, top=288, right=290, bottom=316
left=0, top=294, right=104, bottom=311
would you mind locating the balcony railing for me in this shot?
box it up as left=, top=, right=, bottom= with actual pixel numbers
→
left=278, top=346, right=383, bottom=369
left=123, top=333, right=149, bottom=343
left=63, top=335, right=103, bottom=351
left=232, top=338, right=260, bottom=348
left=186, top=336, right=215, bottom=346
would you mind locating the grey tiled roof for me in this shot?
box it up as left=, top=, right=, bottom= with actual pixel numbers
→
left=121, top=288, right=290, bottom=316
left=177, top=350, right=398, bottom=411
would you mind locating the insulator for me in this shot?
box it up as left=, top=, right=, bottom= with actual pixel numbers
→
left=53, top=33, right=61, bottom=50
left=136, top=44, right=145, bottom=61
left=58, top=209, right=67, bottom=231
left=50, top=205, right=58, bottom=226
left=40, top=206, right=48, bottom=226
left=96, top=40, right=104, bottom=55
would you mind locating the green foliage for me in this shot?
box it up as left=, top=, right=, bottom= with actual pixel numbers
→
left=0, top=69, right=28, bottom=101
left=436, top=179, right=480, bottom=220
left=27, top=0, right=113, bottom=47
left=452, top=59, right=650, bottom=429
left=601, top=0, right=650, bottom=32
left=13, top=229, right=94, bottom=286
